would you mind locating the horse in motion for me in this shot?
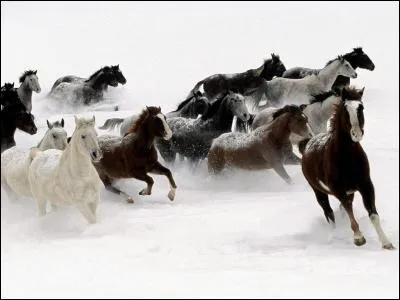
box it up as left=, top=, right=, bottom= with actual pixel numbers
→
left=1, top=98, right=37, bottom=153
left=186, top=53, right=286, bottom=101
left=1, top=119, right=67, bottom=199
left=282, top=47, right=375, bottom=90
left=93, top=106, right=177, bottom=203
left=7, top=70, right=41, bottom=112
left=49, top=65, right=125, bottom=106
left=156, top=91, right=250, bottom=166
left=253, top=56, right=357, bottom=108
left=28, top=116, right=103, bottom=224
left=208, top=105, right=313, bottom=183
left=98, top=91, right=210, bottom=136
left=1, top=82, right=18, bottom=108
left=299, top=86, right=394, bottom=249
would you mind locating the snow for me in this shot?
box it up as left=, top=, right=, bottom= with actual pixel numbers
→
left=1, top=2, right=399, bottom=298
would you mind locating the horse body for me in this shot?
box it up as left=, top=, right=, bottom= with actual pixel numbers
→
left=262, top=57, right=357, bottom=107
left=300, top=86, right=394, bottom=249
left=283, top=47, right=375, bottom=90
left=28, top=116, right=103, bottom=224
left=156, top=92, right=250, bottom=165
left=1, top=100, right=37, bottom=153
left=208, top=105, right=313, bottom=182
left=94, top=106, right=176, bottom=203
left=1, top=119, right=68, bottom=199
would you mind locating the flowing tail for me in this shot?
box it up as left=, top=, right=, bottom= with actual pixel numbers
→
left=298, top=138, right=311, bottom=155
left=98, top=118, right=125, bottom=131
left=185, top=77, right=208, bottom=99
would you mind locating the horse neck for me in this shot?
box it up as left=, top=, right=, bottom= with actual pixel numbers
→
left=129, top=122, right=157, bottom=150
left=86, top=71, right=106, bottom=90
left=317, top=62, right=342, bottom=90
left=211, top=99, right=233, bottom=129
left=60, top=136, right=92, bottom=177
left=17, top=82, right=32, bottom=103
left=1, top=111, right=17, bottom=138
left=260, top=62, right=273, bottom=80
left=342, top=53, right=359, bottom=70
left=267, top=115, right=291, bottom=144
left=37, top=131, right=51, bottom=150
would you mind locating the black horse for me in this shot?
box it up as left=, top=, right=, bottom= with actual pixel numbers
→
left=186, top=53, right=286, bottom=101
left=1, top=82, right=18, bottom=108
left=1, top=95, right=37, bottom=153
left=282, top=47, right=375, bottom=90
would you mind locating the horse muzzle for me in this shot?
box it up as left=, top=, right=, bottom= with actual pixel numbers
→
left=351, top=72, right=358, bottom=79
left=91, top=149, right=103, bottom=162
left=368, top=63, right=375, bottom=71
left=29, top=126, right=38, bottom=135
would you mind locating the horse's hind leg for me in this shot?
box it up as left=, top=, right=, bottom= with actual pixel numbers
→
left=207, top=147, right=225, bottom=175
left=340, top=193, right=366, bottom=247
left=284, top=143, right=301, bottom=165
left=104, top=179, right=135, bottom=203
left=149, top=161, right=177, bottom=201
left=311, top=187, right=335, bottom=224
left=359, top=179, right=394, bottom=250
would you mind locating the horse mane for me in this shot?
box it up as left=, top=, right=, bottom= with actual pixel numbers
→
left=19, top=70, right=37, bottom=83
left=172, top=94, right=196, bottom=112
left=328, top=86, right=363, bottom=133
left=309, top=90, right=336, bottom=104
left=325, top=55, right=344, bottom=67
left=85, top=66, right=111, bottom=82
left=127, top=106, right=161, bottom=134
left=272, top=105, right=302, bottom=120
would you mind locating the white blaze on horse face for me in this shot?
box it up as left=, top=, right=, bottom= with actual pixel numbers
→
left=346, top=101, right=363, bottom=142
left=157, top=114, right=172, bottom=140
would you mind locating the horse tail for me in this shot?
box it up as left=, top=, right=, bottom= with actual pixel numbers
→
left=98, top=118, right=125, bottom=131
left=186, top=78, right=207, bottom=99
left=298, top=138, right=311, bottom=155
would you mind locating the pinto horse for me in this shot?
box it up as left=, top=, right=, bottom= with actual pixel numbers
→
left=93, top=106, right=177, bottom=203
left=300, top=86, right=394, bottom=249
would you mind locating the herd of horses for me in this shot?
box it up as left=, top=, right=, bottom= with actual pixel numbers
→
left=0, top=47, right=395, bottom=250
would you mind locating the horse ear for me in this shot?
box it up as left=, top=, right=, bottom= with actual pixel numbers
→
left=61, top=118, right=65, bottom=127
left=117, top=64, right=119, bottom=69
left=47, top=120, right=52, bottom=129
left=146, top=106, right=150, bottom=111
left=359, top=87, right=365, bottom=96
left=11, top=82, right=14, bottom=88
left=158, top=106, right=161, bottom=112
left=34, top=70, right=37, bottom=74
left=299, top=104, right=307, bottom=111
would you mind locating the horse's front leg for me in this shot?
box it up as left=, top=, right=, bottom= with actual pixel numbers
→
left=271, top=161, right=292, bottom=184
left=339, top=193, right=366, bottom=247
left=132, top=172, right=154, bottom=197
left=77, top=186, right=99, bottom=224
left=358, top=179, right=395, bottom=250
left=149, top=161, right=177, bottom=201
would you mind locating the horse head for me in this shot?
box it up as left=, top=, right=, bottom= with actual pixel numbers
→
left=73, top=115, right=102, bottom=162
left=19, top=70, right=41, bottom=93
left=111, top=64, right=127, bottom=85
left=351, top=47, right=375, bottom=71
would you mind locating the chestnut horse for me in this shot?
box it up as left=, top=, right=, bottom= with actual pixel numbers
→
left=299, top=86, right=394, bottom=249
left=93, top=106, right=177, bottom=203
left=208, top=105, right=313, bottom=183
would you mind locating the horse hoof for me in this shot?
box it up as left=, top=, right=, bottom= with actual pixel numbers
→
left=168, top=191, right=175, bottom=201
left=354, top=237, right=366, bottom=246
left=383, top=243, right=395, bottom=250
left=139, top=189, right=150, bottom=196
left=114, top=106, right=119, bottom=111
left=127, top=197, right=134, bottom=204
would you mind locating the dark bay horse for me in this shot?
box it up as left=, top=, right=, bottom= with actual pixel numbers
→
left=299, top=86, right=394, bottom=249
left=282, top=47, right=375, bottom=90
left=186, top=53, right=286, bottom=100
left=93, top=106, right=177, bottom=203
left=1, top=98, right=37, bottom=153
left=208, top=105, right=313, bottom=183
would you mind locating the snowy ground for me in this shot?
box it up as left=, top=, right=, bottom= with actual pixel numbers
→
left=1, top=2, right=399, bottom=299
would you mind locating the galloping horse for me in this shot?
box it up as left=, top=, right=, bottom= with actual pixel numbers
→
left=14, top=70, right=41, bottom=112
left=186, top=53, right=286, bottom=101
left=93, top=106, right=177, bottom=203
left=208, top=105, right=313, bottom=183
left=282, top=47, right=375, bottom=90
left=299, top=86, right=394, bottom=249
left=49, top=66, right=123, bottom=105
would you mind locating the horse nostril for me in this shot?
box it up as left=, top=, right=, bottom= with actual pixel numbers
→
left=92, top=151, right=97, bottom=159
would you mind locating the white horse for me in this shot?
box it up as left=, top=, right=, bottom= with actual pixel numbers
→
left=17, top=70, right=41, bottom=112
left=1, top=119, right=68, bottom=200
left=253, top=56, right=357, bottom=108
left=28, top=116, right=103, bottom=224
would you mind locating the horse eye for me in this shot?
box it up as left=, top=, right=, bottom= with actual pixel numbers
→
left=53, top=134, right=57, bottom=138
left=81, top=135, right=86, bottom=139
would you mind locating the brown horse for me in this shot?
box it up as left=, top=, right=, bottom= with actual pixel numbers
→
left=93, top=106, right=177, bottom=203
left=208, top=105, right=313, bottom=183
left=299, top=86, right=394, bottom=249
